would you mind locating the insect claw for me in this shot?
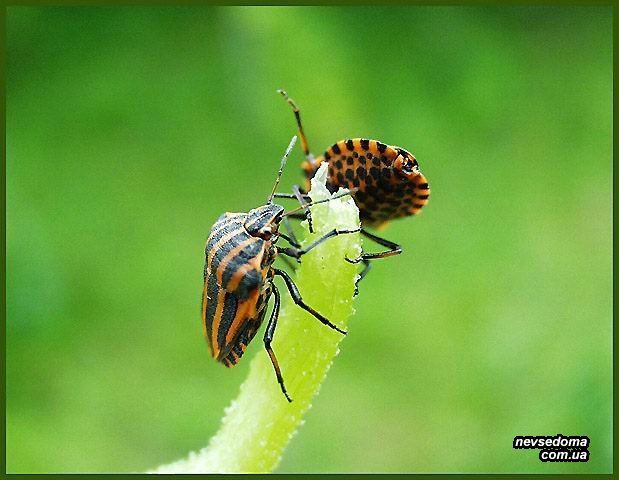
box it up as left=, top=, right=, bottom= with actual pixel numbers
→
left=345, top=255, right=362, bottom=264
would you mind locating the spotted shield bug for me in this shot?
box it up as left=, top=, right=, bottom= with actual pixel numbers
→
left=202, top=136, right=359, bottom=402
left=277, top=90, right=430, bottom=287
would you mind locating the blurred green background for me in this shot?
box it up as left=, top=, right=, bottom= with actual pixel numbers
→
left=6, top=6, right=612, bottom=474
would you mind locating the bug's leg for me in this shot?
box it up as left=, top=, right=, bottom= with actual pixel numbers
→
left=272, top=192, right=311, bottom=201
left=352, top=259, right=372, bottom=297
left=277, top=252, right=297, bottom=272
left=346, top=228, right=403, bottom=263
left=345, top=230, right=400, bottom=295
left=272, top=190, right=314, bottom=232
left=278, top=227, right=361, bottom=260
left=277, top=219, right=301, bottom=272
left=358, top=259, right=372, bottom=282
left=283, top=212, right=306, bottom=221
left=293, top=184, right=315, bottom=233
left=273, top=268, right=347, bottom=335
left=277, top=89, right=313, bottom=162
left=263, top=285, right=292, bottom=402
left=281, top=216, right=301, bottom=248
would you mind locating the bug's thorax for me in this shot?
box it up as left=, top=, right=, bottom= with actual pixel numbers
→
left=244, top=204, right=285, bottom=239
left=243, top=203, right=284, bottom=270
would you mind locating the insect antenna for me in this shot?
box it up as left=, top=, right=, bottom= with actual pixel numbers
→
left=277, top=89, right=311, bottom=159
left=282, top=188, right=359, bottom=218
left=267, top=135, right=298, bottom=204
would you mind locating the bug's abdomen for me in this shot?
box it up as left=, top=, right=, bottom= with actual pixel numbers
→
left=305, top=138, right=430, bottom=228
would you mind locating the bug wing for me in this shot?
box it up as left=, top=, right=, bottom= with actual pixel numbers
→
left=204, top=212, right=248, bottom=284
left=201, top=269, right=271, bottom=363
left=215, top=239, right=266, bottom=299
left=220, top=288, right=271, bottom=367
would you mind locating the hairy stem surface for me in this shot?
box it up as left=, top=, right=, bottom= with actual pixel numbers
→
left=152, top=164, right=361, bottom=473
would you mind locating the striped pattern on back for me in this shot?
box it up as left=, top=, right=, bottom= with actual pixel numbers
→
left=202, top=212, right=271, bottom=363
left=205, top=212, right=266, bottom=299
left=220, top=282, right=272, bottom=367
left=302, top=138, right=430, bottom=228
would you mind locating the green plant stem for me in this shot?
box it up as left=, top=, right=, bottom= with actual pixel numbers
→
left=151, top=165, right=361, bottom=474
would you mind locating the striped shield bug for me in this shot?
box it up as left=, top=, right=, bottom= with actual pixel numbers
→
left=277, top=90, right=430, bottom=290
left=202, top=136, right=360, bottom=402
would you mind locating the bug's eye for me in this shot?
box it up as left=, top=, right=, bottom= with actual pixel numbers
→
left=397, top=156, right=416, bottom=174
left=401, top=153, right=420, bottom=174
left=258, top=226, right=273, bottom=240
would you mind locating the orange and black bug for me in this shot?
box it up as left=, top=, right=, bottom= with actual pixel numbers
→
left=277, top=90, right=430, bottom=289
left=202, top=136, right=359, bottom=402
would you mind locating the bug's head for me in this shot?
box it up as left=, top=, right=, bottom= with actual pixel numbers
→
left=393, top=148, right=422, bottom=179
left=393, top=147, right=430, bottom=215
left=245, top=204, right=285, bottom=240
